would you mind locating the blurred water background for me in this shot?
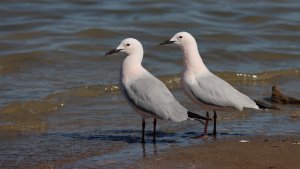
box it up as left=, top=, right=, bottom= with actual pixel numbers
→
left=0, top=0, right=300, bottom=168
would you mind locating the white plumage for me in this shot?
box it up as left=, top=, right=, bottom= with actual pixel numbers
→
left=106, top=38, right=210, bottom=142
left=161, top=31, right=276, bottom=135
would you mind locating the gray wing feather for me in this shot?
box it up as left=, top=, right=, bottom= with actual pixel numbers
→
left=125, top=75, right=188, bottom=122
left=190, top=73, right=257, bottom=111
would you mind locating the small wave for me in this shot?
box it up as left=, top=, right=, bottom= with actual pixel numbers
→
left=0, top=100, right=63, bottom=135
left=204, top=10, right=238, bottom=18
left=48, top=68, right=300, bottom=98
left=202, top=34, right=248, bottom=43
left=274, top=23, right=300, bottom=31
left=0, top=51, right=48, bottom=75
left=0, top=21, right=48, bottom=32
left=0, top=30, right=55, bottom=40
left=74, top=28, right=119, bottom=38
left=46, top=84, right=120, bottom=99
left=238, top=15, right=269, bottom=24
left=217, top=68, right=300, bottom=82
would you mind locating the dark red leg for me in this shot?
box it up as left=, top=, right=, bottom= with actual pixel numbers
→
left=142, top=119, right=145, bottom=143
left=153, top=118, right=157, bottom=143
left=203, top=112, right=209, bottom=135
left=213, top=110, right=217, bottom=135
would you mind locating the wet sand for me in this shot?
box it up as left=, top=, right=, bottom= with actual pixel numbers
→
left=131, top=136, right=300, bottom=169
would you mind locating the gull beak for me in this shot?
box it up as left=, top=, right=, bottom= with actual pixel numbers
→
left=159, top=40, right=175, bottom=45
left=105, top=48, right=123, bottom=56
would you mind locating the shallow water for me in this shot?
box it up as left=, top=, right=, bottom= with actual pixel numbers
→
left=0, top=0, right=300, bottom=168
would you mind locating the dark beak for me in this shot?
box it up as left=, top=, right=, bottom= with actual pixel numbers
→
left=159, top=40, right=175, bottom=45
left=105, top=48, right=122, bottom=56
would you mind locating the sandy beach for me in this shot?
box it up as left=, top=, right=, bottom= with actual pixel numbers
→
left=130, top=136, right=300, bottom=169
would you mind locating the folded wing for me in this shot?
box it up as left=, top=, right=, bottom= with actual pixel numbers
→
left=124, top=74, right=188, bottom=122
left=190, top=73, right=258, bottom=111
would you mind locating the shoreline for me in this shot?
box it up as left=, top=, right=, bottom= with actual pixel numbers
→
left=129, top=135, right=300, bottom=169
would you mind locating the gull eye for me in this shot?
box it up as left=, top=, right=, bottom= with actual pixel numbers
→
left=126, top=43, right=130, bottom=46
left=179, top=36, right=183, bottom=39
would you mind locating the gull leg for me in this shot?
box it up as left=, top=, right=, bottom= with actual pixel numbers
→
left=153, top=118, right=157, bottom=143
left=203, top=112, right=209, bottom=135
left=213, top=110, right=217, bottom=135
left=142, top=118, right=145, bottom=143
left=192, top=112, right=209, bottom=139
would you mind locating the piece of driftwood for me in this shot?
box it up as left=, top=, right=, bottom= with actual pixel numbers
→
left=271, top=85, right=300, bottom=104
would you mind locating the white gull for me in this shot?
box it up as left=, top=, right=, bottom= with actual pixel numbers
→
left=160, top=32, right=278, bottom=135
left=105, top=38, right=211, bottom=143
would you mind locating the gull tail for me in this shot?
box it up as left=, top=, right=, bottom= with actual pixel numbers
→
left=254, top=100, right=280, bottom=110
left=187, top=111, right=212, bottom=123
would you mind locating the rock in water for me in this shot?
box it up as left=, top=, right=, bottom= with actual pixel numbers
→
left=271, top=85, right=300, bottom=104
left=290, top=111, right=300, bottom=119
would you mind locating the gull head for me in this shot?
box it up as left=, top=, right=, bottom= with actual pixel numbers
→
left=105, top=38, right=143, bottom=56
left=160, top=32, right=196, bottom=48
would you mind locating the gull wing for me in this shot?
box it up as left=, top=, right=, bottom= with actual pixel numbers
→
left=124, top=74, right=188, bottom=122
left=189, top=73, right=258, bottom=111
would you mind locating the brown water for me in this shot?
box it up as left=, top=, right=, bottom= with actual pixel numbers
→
left=0, top=0, right=300, bottom=168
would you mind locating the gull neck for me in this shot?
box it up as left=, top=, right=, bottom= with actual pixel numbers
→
left=181, top=41, right=208, bottom=73
left=121, top=50, right=144, bottom=82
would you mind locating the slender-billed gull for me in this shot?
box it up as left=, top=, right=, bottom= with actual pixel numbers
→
left=105, top=38, right=211, bottom=143
left=160, top=32, right=278, bottom=135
